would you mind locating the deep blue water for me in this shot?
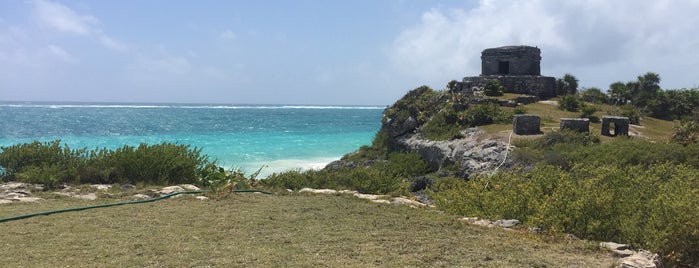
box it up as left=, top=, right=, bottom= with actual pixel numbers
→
left=0, top=102, right=384, bottom=177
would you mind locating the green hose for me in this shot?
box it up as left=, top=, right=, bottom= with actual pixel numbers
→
left=0, top=189, right=272, bottom=223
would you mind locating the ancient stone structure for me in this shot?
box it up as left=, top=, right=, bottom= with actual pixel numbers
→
left=560, top=118, right=590, bottom=133
left=481, top=46, right=541, bottom=76
left=455, top=46, right=556, bottom=99
left=513, top=114, right=541, bottom=135
left=601, top=116, right=630, bottom=136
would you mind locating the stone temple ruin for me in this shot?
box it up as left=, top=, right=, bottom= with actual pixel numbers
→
left=448, top=45, right=632, bottom=137
left=452, top=46, right=556, bottom=99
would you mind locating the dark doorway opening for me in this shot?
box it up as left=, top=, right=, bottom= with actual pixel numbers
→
left=498, top=61, right=510, bottom=74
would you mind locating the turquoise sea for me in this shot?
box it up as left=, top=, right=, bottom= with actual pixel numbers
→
left=0, top=102, right=384, bottom=178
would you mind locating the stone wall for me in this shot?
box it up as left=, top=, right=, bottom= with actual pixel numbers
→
left=601, top=116, right=630, bottom=136
left=513, top=114, right=541, bottom=135
left=481, top=46, right=541, bottom=76
left=560, top=118, right=590, bottom=133
left=458, top=75, right=556, bottom=99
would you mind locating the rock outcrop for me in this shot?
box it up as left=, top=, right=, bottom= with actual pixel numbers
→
left=395, top=128, right=510, bottom=178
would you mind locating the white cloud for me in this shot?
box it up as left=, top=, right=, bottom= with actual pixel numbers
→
left=220, top=29, right=236, bottom=41
left=390, top=0, right=699, bottom=89
left=47, top=44, right=77, bottom=63
left=98, top=34, right=128, bottom=52
left=33, top=0, right=128, bottom=53
left=33, top=0, right=96, bottom=35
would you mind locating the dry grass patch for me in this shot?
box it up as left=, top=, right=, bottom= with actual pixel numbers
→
left=0, top=193, right=618, bottom=267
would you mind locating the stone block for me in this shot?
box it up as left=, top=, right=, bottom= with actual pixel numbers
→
left=601, top=116, right=629, bottom=136
left=560, top=118, right=589, bottom=133
left=513, top=114, right=541, bottom=135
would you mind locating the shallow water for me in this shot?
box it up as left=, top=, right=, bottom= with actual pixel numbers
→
left=0, top=102, right=384, bottom=177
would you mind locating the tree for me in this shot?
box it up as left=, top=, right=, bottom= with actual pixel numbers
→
left=556, top=73, right=579, bottom=96
left=580, top=87, right=608, bottom=104
left=630, top=72, right=661, bottom=108
left=608, top=81, right=630, bottom=105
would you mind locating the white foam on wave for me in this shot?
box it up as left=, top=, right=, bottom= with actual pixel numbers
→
left=226, top=156, right=341, bottom=179
left=0, top=103, right=385, bottom=110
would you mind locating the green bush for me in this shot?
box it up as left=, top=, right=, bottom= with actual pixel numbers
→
left=264, top=152, right=428, bottom=195
left=558, top=94, right=582, bottom=112
left=431, top=136, right=699, bottom=266
left=429, top=163, right=699, bottom=266
left=0, top=140, right=212, bottom=187
left=484, top=80, right=504, bottom=97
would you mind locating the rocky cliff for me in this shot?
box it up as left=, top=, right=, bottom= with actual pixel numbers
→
left=333, top=86, right=513, bottom=179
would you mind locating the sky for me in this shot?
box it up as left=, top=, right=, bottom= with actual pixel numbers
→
left=1, top=0, right=698, bottom=105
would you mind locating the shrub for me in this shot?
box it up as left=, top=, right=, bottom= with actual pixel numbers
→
left=265, top=152, right=427, bottom=195
left=0, top=140, right=212, bottom=187
left=428, top=163, right=699, bottom=266
left=558, top=94, right=582, bottom=112
left=420, top=109, right=464, bottom=140
left=484, top=80, right=504, bottom=97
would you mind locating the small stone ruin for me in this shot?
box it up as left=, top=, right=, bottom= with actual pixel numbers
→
left=601, top=116, right=630, bottom=136
left=513, top=115, right=631, bottom=137
left=513, top=114, right=541, bottom=135
left=453, top=46, right=556, bottom=99
left=560, top=118, right=590, bottom=133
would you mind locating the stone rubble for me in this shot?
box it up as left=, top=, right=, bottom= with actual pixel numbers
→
left=599, top=242, right=662, bottom=268
left=297, top=187, right=429, bottom=208
left=0, top=182, right=206, bottom=203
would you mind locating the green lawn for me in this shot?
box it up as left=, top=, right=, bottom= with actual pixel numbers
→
left=0, top=193, right=618, bottom=267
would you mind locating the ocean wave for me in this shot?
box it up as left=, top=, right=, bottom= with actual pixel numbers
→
left=0, top=103, right=385, bottom=110
left=222, top=157, right=340, bottom=178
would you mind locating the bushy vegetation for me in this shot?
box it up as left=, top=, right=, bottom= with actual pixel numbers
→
left=0, top=140, right=212, bottom=188
left=263, top=152, right=428, bottom=196
left=558, top=94, right=582, bottom=112
left=431, top=131, right=699, bottom=266
left=421, top=103, right=511, bottom=140
left=383, top=86, right=444, bottom=126
left=484, top=79, right=504, bottom=96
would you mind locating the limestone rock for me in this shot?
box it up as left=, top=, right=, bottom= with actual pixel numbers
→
left=396, top=128, right=509, bottom=177
left=91, top=184, right=112, bottom=191
left=600, top=242, right=631, bottom=251
left=133, top=194, right=151, bottom=200
left=390, top=197, right=425, bottom=207
left=179, top=184, right=200, bottom=191
left=159, top=186, right=185, bottom=195
left=299, top=188, right=337, bottom=194
left=619, top=250, right=661, bottom=268
left=74, top=193, right=98, bottom=200
left=493, top=219, right=521, bottom=228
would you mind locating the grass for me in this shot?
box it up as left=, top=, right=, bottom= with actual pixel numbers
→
left=0, top=193, right=618, bottom=267
left=479, top=99, right=676, bottom=143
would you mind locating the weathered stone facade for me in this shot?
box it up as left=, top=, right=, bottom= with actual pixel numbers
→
left=481, top=46, right=541, bottom=75
left=560, top=118, right=590, bottom=133
left=601, top=116, right=630, bottom=136
left=460, top=75, right=556, bottom=99
left=513, top=114, right=541, bottom=135
left=454, top=46, right=556, bottom=99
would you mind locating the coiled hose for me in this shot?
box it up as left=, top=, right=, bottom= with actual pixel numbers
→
left=0, top=189, right=272, bottom=223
